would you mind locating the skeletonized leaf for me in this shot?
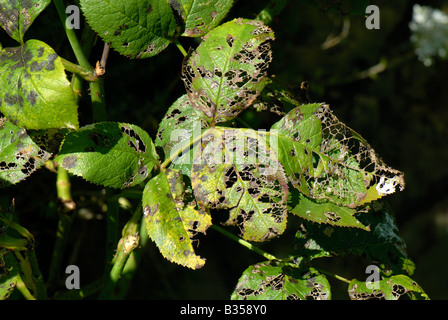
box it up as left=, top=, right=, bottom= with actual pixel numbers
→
left=55, top=122, right=157, bottom=189
left=349, top=274, right=429, bottom=300
left=182, top=18, right=274, bottom=125
left=289, top=189, right=369, bottom=230
left=155, top=94, right=208, bottom=176
left=292, top=201, right=414, bottom=274
left=0, top=0, right=51, bottom=44
left=0, top=117, right=51, bottom=188
left=0, top=40, right=79, bottom=130
left=191, top=127, right=288, bottom=241
left=80, top=0, right=177, bottom=58
left=143, top=169, right=211, bottom=269
left=271, top=103, right=404, bottom=208
left=232, top=261, right=331, bottom=300
left=170, top=0, right=234, bottom=37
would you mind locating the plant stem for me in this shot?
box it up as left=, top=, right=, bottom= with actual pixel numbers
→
left=48, top=166, right=76, bottom=290
left=53, top=0, right=93, bottom=71
left=211, top=225, right=278, bottom=261
left=27, top=250, right=48, bottom=299
left=315, top=267, right=351, bottom=284
left=105, top=191, right=119, bottom=271
left=60, top=57, right=98, bottom=82
left=98, top=208, right=141, bottom=299
left=174, top=38, right=188, bottom=57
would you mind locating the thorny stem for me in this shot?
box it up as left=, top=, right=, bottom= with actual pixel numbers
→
left=89, top=44, right=108, bottom=122
left=211, top=225, right=278, bottom=261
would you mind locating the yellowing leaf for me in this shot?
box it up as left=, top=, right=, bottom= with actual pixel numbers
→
left=143, top=169, right=211, bottom=269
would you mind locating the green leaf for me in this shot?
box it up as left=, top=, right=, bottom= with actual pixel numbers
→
left=0, top=249, right=20, bottom=300
left=155, top=94, right=208, bottom=176
left=190, top=127, right=288, bottom=241
left=0, top=117, right=51, bottom=188
left=80, top=0, right=177, bottom=59
left=289, top=189, right=369, bottom=230
left=0, top=0, right=51, bottom=44
left=170, top=0, right=234, bottom=37
left=348, top=274, right=429, bottom=300
left=143, top=169, right=211, bottom=269
left=182, top=18, right=274, bottom=125
left=0, top=39, right=79, bottom=130
left=55, top=122, right=158, bottom=189
left=292, top=201, right=414, bottom=274
left=271, top=103, right=404, bottom=208
left=232, top=261, right=331, bottom=300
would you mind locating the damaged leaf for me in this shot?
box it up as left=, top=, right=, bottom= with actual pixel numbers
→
left=0, top=39, right=79, bottom=130
left=0, top=0, right=51, bottom=44
left=0, top=117, right=51, bottom=187
left=271, top=103, right=404, bottom=208
left=80, top=0, right=177, bottom=59
left=170, top=0, right=234, bottom=37
left=191, top=127, right=288, bottom=241
left=232, top=261, right=331, bottom=300
left=182, top=18, right=274, bottom=125
left=348, top=274, right=429, bottom=300
left=292, top=201, right=414, bottom=274
left=289, top=190, right=369, bottom=230
left=143, top=169, right=211, bottom=269
left=55, top=122, right=157, bottom=189
left=0, top=249, right=20, bottom=300
left=155, top=94, right=208, bottom=176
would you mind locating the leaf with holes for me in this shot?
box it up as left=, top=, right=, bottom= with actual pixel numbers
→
left=0, top=0, right=51, bottom=44
left=0, top=40, right=78, bottom=130
left=0, top=117, right=51, bottom=188
left=170, top=0, right=234, bottom=37
left=55, top=122, right=157, bottom=189
left=155, top=94, right=208, bottom=176
left=0, top=249, right=20, bottom=300
left=190, top=127, right=288, bottom=241
left=182, top=18, right=274, bottom=125
left=271, top=103, right=404, bottom=208
left=348, top=274, right=429, bottom=300
left=80, top=0, right=177, bottom=59
left=231, top=261, right=331, bottom=300
left=143, top=169, right=211, bottom=269
left=292, top=201, right=414, bottom=274
left=289, top=189, right=369, bottom=230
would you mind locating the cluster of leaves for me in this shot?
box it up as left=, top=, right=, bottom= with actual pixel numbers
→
left=0, top=0, right=428, bottom=299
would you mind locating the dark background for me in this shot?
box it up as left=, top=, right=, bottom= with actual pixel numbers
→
left=1, top=0, right=447, bottom=299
